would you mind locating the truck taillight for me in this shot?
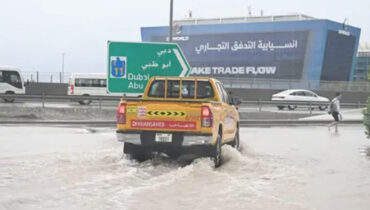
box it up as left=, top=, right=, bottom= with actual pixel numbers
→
left=70, top=84, right=74, bottom=95
left=201, top=106, right=213, bottom=127
left=117, top=103, right=126, bottom=124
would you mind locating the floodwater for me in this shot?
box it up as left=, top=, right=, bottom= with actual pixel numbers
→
left=0, top=125, right=369, bottom=210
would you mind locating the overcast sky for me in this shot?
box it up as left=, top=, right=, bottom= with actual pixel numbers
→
left=0, top=0, right=369, bottom=75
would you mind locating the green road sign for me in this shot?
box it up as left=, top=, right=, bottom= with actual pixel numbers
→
left=107, top=41, right=191, bottom=94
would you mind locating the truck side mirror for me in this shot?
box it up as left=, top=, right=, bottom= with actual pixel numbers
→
left=230, top=96, right=242, bottom=106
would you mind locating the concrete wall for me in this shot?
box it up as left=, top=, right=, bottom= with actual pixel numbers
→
left=25, top=83, right=68, bottom=96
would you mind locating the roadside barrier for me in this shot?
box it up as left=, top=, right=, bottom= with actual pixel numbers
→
left=0, top=94, right=366, bottom=114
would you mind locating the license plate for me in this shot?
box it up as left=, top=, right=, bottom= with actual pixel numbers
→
left=155, top=133, right=172, bottom=142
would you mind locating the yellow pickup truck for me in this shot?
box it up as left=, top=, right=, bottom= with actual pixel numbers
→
left=116, top=77, right=241, bottom=167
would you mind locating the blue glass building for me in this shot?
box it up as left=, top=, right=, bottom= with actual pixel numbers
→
left=354, top=43, right=370, bottom=81
left=141, top=14, right=361, bottom=82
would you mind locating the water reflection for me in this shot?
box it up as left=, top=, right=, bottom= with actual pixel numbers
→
left=366, top=146, right=370, bottom=158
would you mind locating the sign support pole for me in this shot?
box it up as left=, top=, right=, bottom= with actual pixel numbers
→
left=169, top=0, right=173, bottom=42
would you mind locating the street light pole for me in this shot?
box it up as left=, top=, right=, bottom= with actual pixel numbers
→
left=169, top=0, right=173, bottom=42
left=61, top=52, right=65, bottom=83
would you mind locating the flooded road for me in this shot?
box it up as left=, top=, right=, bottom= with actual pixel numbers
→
left=0, top=125, right=369, bottom=210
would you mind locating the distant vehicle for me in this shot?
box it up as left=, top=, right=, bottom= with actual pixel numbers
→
left=272, top=89, right=329, bottom=110
left=116, top=76, right=241, bottom=167
left=0, top=66, right=25, bottom=103
left=68, top=73, right=111, bottom=105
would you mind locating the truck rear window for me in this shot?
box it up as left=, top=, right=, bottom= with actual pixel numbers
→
left=167, top=80, right=180, bottom=98
left=197, top=81, right=214, bottom=99
left=182, top=80, right=195, bottom=98
left=148, top=80, right=214, bottom=99
left=148, top=80, right=165, bottom=97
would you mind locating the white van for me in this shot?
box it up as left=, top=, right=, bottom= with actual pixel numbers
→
left=68, top=73, right=115, bottom=105
left=0, top=66, right=25, bottom=102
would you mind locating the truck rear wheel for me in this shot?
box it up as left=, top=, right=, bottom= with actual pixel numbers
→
left=213, top=134, right=222, bottom=168
left=123, top=143, right=152, bottom=162
left=230, top=128, right=240, bottom=150
left=129, top=153, right=152, bottom=162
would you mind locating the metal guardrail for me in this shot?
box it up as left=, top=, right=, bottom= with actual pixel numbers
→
left=239, top=119, right=363, bottom=126
left=241, top=100, right=366, bottom=114
left=0, top=120, right=116, bottom=126
left=214, top=77, right=370, bottom=92
left=0, top=94, right=366, bottom=115
left=0, top=94, right=123, bottom=109
left=0, top=94, right=123, bottom=101
left=0, top=119, right=363, bottom=126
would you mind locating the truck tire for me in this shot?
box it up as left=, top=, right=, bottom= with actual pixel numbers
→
left=129, top=153, right=152, bottom=162
left=123, top=143, right=152, bottom=162
left=166, top=151, right=181, bottom=159
left=230, top=128, right=240, bottom=150
left=213, top=134, right=222, bottom=168
left=319, top=105, right=327, bottom=111
left=277, top=105, right=284, bottom=110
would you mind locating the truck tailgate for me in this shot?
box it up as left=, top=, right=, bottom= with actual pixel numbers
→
left=123, top=101, right=203, bottom=133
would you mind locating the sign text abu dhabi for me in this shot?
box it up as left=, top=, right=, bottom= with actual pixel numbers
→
left=107, top=41, right=191, bottom=94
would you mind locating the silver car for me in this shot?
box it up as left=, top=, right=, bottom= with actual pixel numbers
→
left=272, top=89, right=330, bottom=110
